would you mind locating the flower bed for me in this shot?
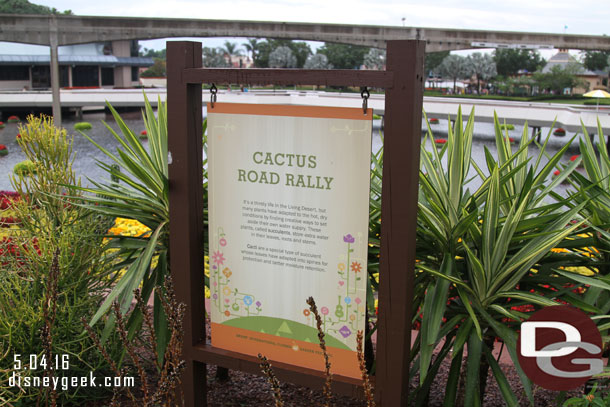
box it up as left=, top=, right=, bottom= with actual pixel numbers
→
left=0, top=145, right=7, bottom=156
left=7, top=115, right=19, bottom=123
left=0, top=121, right=4, bottom=129
left=429, top=117, right=439, bottom=124
left=554, top=127, right=566, bottom=136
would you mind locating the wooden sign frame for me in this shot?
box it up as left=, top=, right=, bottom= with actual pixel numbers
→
left=167, top=39, right=424, bottom=406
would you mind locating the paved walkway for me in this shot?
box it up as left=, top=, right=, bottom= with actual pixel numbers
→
left=1, top=88, right=608, bottom=134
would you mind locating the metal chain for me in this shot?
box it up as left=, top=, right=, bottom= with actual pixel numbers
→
left=361, top=87, right=370, bottom=114
left=210, top=84, right=218, bottom=108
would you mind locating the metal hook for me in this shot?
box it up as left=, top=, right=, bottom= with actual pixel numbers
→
left=361, top=87, right=370, bottom=115
left=210, top=84, right=218, bottom=109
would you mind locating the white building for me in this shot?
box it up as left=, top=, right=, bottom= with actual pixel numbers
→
left=0, top=40, right=153, bottom=91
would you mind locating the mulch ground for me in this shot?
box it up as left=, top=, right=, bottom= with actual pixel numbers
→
left=90, top=314, right=590, bottom=406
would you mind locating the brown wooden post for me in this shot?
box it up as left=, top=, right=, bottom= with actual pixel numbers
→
left=167, top=41, right=207, bottom=406
left=375, top=40, right=425, bottom=405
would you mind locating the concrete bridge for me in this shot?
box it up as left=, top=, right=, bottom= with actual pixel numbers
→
left=1, top=14, right=610, bottom=53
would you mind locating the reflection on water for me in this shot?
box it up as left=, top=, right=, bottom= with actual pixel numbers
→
left=0, top=113, right=584, bottom=197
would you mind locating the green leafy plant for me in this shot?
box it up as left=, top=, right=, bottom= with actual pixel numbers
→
left=412, top=108, right=584, bottom=406
left=499, top=123, right=515, bottom=130
left=76, top=95, right=172, bottom=362
left=563, top=383, right=610, bottom=407
left=0, top=115, right=119, bottom=405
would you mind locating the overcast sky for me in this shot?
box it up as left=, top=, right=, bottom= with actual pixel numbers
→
left=5, top=0, right=610, bottom=55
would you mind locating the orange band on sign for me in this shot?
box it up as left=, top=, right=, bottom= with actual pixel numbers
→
left=211, top=323, right=361, bottom=379
left=206, top=102, right=373, bottom=121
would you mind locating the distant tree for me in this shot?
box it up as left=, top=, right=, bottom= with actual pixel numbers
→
left=363, top=48, right=386, bottom=70
left=533, top=64, right=587, bottom=94
left=425, top=51, right=450, bottom=76
left=437, top=54, right=472, bottom=93
left=303, top=53, right=332, bottom=69
left=288, top=41, right=313, bottom=68
left=467, top=52, right=497, bottom=92
left=243, top=38, right=261, bottom=66
left=0, top=0, right=72, bottom=14
left=202, top=47, right=230, bottom=68
left=581, top=50, right=610, bottom=71
left=493, top=49, right=545, bottom=76
left=318, top=43, right=368, bottom=69
left=269, top=46, right=297, bottom=68
left=221, top=41, right=243, bottom=57
left=253, top=39, right=311, bottom=68
left=140, top=58, right=166, bottom=77
left=139, top=48, right=166, bottom=59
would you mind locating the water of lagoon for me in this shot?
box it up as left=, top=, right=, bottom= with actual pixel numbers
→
left=0, top=111, right=583, bottom=197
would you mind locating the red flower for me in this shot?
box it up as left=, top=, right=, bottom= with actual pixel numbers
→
left=570, top=155, right=580, bottom=162
left=435, top=138, right=447, bottom=144
left=140, top=130, right=147, bottom=136
left=553, top=170, right=560, bottom=176
left=0, top=145, right=6, bottom=150
left=508, top=137, right=515, bottom=143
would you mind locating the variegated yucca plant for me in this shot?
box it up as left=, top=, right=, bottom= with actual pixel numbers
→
left=76, top=95, right=173, bottom=363
left=413, top=108, right=590, bottom=406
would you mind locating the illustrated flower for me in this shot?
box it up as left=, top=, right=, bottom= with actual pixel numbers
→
left=219, top=237, right=227, bottom=246
left=255, top=300, right=261, bottom=308
left=222, top=267, right=232, bottom=278
left=224, top=310, right=230, bottom=317
left=350, top=261, right=362, bottom=273
left=223, top=286, right=231, bottom=296
left=338, top=263, right=345, bottom=271
left=212, top=250, right=225, bottom=265
left=350, top=314, right=356, bottom=321
left=243, top=295, right=253, bottom=306
left=343, top=234, right=355, bottom=243
left=344, top=296, right=351, bottom=304
left=303, top=309, right=311, bottom=316
left=212, top=293, right=218, bottom=300
left=321, top=306, right=329, bottom=315
left=355, top=297, right=362, bottom=305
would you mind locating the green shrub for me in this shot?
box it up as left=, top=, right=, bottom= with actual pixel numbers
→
left=13, top=160, right=37, bottom=176
left=499, top=123, right=514, bottom=130
left=0, top=115, right=120, bottom=405
left=583, top=99, right=610, bottom=106
left=74, top=121, right=93, bottom=131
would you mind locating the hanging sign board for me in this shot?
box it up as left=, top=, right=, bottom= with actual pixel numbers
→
left=207, top=103, right=372, bottom=379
